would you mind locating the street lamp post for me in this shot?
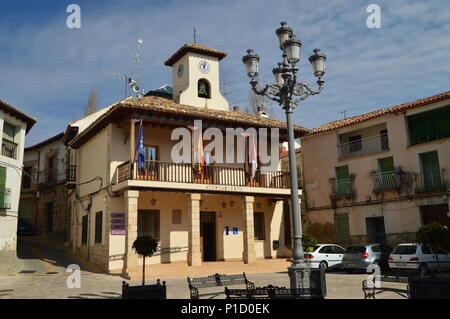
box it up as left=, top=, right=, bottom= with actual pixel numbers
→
left=242, top=21, right=327, bottom=290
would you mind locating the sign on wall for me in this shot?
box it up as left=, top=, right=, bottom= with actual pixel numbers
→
left=111, top=213, right=126, bottom=235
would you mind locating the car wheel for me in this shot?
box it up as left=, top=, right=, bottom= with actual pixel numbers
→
left=319, top=261, right=328, bottom=272
left=419, top=263, right=428, bottom=277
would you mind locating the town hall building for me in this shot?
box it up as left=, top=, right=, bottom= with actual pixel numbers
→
left=63, top=44, right=309, bottom=276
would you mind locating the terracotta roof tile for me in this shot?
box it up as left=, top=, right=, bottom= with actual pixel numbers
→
left=0, top=99, right=37, bottom=133
left=280, top=147, right=301, bottom=159
left=164, top=43, right=227, bottom=66
left=69, top=96, right=310, bottom=149
left=309, top=90, right=450, bottom=135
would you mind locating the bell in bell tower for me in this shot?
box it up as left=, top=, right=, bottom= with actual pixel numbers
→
left=164, top=44, right=230, bottom=111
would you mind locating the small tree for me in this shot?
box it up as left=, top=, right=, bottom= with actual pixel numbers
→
left=416, top=222, right=450, bottom=276
left=132, top=235, right=158, bottom=285
left=302, top=234, right=318, bottom=253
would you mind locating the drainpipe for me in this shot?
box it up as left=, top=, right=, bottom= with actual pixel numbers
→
left=34, top=150, right=41, bottom=230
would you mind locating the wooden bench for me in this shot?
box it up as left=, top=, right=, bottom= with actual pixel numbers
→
left=225, top=285, right=325, bottom=299
left=187, top=273, right=254, bottom=299
left=362, top=270, right=417, bottom=299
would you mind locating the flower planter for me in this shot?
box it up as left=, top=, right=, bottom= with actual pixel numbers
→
left=409, top=277, right=450, bottom=299
left=122, top=279, right=166, bottom=299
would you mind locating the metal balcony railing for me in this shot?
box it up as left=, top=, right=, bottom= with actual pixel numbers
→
left=415, top=169, right=446, bottom=193
left=371, top=171, right=401, bottom=192
left=37, top=169, right=66, bottom=185
left=338, top=134, right=389, bottom=159
left=117, top=160, right=291, bottom=189
left=330, top=178, right=354, bottom=198
left=66, top=165, right=76, bottom=183
left=0, top=187, right=11, bottom=209
left=1, top=139, right=18, bottom=159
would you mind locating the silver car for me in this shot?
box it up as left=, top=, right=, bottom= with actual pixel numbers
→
left=342, top=244, right=392, bottom=272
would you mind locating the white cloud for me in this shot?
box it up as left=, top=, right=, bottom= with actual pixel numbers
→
left=0, top=0, right=449, bottom=145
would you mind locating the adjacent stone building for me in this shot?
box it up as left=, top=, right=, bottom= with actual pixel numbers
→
left=0, top=99, right=36, bottom=267
left=301, top=91, right=450, bottom=247
left=19, top=132, right=69, bottom=240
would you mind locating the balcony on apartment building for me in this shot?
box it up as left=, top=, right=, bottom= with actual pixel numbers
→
left=415, top=169, right=447, bottom=193
left=116, top=160, right=291, bottom=191
left=37, top=169, right=66, bottom=187
left=329, top=177, right=355, bottom=199
left=1, top=138, right=18, bottom=160
left=371, top=171, right=401, bottom=193
left=337, top=125, right=389, bottom=160
left=65, top=165, right=76, bottom=189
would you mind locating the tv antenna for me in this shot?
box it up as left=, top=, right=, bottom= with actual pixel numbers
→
left=340, top=107, right=357, bottom=119
left=101, top=71, right=130, bottom=99
left=193, top=26, right=197, bottom=44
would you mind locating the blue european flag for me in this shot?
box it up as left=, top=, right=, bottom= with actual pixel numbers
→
left=136, top=120, right=145, bottom=170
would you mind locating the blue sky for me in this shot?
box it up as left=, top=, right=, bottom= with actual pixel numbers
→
left=1, top=0, right=450, bottom=145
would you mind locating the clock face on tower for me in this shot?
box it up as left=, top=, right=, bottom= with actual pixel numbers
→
left=198, top=60, right=210, bottom=74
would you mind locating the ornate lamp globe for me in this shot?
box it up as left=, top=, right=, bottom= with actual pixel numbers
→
left=308, top=48, right=327, bottom=77
left=242, top=49, right=260, bottom=78
left=275, top=21, right=293, bottom=48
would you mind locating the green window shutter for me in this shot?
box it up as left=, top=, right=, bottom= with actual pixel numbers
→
left=335, top=166, right=349, bottom=180
left=2, top=123, right=15, bottom=141
left=0, top=166, right=6, bottom=208
left=379, top=157, right=394, bottom=172
left=335, top=214, right=350, bottom=241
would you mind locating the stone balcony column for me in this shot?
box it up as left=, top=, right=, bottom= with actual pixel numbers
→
left=242, top=196, right=256, bottom=263
left=188, top=193, right=202, bottom=266
left=122, top=190, right=139, bottom=279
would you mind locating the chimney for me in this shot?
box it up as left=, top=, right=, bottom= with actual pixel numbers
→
left=257, top=106, right=269, bottom=118
left=233, top=106, right=240, bottom=111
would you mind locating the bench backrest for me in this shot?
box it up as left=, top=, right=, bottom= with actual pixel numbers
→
left=188, top=273, right=247, bottom=289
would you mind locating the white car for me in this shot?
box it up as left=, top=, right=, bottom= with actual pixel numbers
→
left=389, top=243, right=450, bottom=276
left=304, top=244, right=346, bottom=271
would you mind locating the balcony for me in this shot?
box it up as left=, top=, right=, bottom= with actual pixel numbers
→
left=66, top=165, right=76, bottom=189
left=37, top=169, right=65, bottom=186
left=371, top=171, right=401, bottom=193
left=330, top=177, right=354, bottom=199
left=116, top=160, right=291, bottom=191
left=338, top=133, right=389, bottom=160
left=415, top=169, right=447, bottom=193
left=1, top=139, right=18, bottom=160
left=0, top=187, right=11, bottom=209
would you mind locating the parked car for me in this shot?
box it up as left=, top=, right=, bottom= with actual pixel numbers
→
left=388, top=243, right=450, bottom=276
left=342, top=243, right=392, bottom=272
left=303, top=244, right=346, bottom=271
left=17, top=218, right=36, bottom=236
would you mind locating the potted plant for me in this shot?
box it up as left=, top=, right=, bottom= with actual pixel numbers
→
left=122, top=235, right=166, bottom=299
left=416, top=222, right=450, bottom=276
left=410, top=222, right=450, bottom=299
left=302, top=234, right=318, bottom=253
left=132, top=235, right=158, bottom=285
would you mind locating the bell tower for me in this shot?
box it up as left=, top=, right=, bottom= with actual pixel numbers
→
left=164, top=44, right=230, bottom=111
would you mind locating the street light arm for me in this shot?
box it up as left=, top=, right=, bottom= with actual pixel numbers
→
left=290, top=80, right=324, bottom=105
left=250, top=80, right=282, bottom=104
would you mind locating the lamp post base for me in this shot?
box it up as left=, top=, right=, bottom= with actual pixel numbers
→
left=288, top=262, right=311, bottom=290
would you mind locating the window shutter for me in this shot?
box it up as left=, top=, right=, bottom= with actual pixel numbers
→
left=0, top=166, right=6, bottom=208
left=334, top=213, right=350, bottom=241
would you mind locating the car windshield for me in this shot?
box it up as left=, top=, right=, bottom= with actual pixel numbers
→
left=346, top=246, right=366, bottom=253
left=393, top=245, right=417, bottom=255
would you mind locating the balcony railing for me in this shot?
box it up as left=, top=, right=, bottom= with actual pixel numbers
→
left=338, top=134, right=389, bottom=159
left=371, top=171, right=401, bottom=192
left=117, top=160, right=291, bottom=189
left=66, top=165, right=76, bottom=182
left=0, top=187, right=11, bottom=209
left=330, top=178, right=354, bottom=199
left=37, top=169, right=66, bottom=185
left=1, top=139, right=18, bottom=159
left=415, top=169, right=446, bottom=193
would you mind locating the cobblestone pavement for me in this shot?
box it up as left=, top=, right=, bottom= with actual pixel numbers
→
left=0, top=236, right=406, bottom=299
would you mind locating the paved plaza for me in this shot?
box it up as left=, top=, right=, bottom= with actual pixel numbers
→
left=0, top=236, right=405, bottom=299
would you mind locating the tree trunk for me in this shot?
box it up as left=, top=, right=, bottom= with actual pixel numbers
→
left=142, top=256, right=146, bottom=286
left=435, top=253, right=442, bottom=277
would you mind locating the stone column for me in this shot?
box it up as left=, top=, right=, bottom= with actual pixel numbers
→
left=188, top=193, right=202, bottom=266
left=122, top=190, right=139, bottom=279
left=242, top=196, right=256, bottom=263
